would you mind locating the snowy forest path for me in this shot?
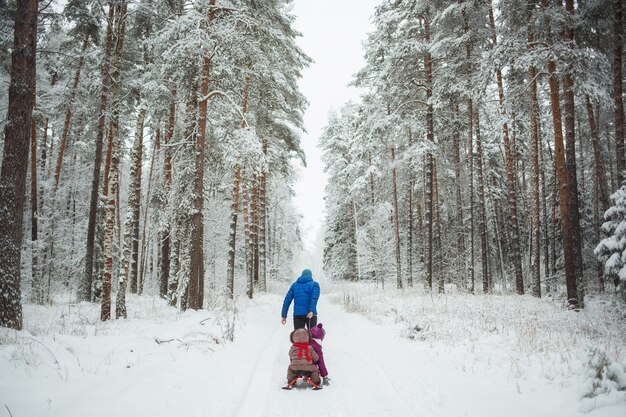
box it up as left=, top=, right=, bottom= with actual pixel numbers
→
left=228, top=294, right=416, bottom=417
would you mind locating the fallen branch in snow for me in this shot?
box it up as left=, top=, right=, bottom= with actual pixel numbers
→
left=4, top=404, right=13, bottom=417
left=177, top=340, right=215, bottom=352
left=154, top=337, right=180, bottom=344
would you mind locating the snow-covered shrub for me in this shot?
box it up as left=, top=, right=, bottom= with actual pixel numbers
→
left=402, top=323, right=429, bottom=341
left=595, top=185, right=626, bottom=298
left=342, top=292, right=367, bottom=313
left=579, top=347, right=626, bottom=412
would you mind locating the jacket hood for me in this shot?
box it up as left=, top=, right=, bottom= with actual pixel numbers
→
left=290, top=328, right=310, bottom=343
left=296, top=275, right=313, bottom=284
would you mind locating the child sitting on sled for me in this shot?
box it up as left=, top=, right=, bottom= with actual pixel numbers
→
left=310, top=323, right=330, bottom=386
left=286, top=328, right=320, bottom=386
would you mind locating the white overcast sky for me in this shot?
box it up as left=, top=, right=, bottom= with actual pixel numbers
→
left=291, top=0, right=380, bottom=251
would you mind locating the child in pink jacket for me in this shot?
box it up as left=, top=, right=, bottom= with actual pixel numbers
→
left=310, top=323, right=330, bottom=385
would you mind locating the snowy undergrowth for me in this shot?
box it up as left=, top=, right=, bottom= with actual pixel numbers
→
left=0, top=293, right=252, bottom=383
left=328, top=282, right=626, bottom=412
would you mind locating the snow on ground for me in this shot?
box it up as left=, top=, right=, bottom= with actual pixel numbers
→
left=1, top=283, right=625, bottom=417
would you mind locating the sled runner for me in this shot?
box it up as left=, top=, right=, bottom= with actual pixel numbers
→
left=282, top=370, right=322, bottom=390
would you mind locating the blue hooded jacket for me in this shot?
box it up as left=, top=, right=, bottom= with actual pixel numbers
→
left=281, top=273, right=320, bottom=318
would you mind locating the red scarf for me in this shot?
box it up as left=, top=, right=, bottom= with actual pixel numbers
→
left=293, top=342, right=312, bottom=361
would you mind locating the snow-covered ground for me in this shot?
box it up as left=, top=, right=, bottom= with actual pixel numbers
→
left=1, top=283, right=625, bottom=417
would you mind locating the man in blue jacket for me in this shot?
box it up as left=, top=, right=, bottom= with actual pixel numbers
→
left=281, top=269, right=320, bottom=329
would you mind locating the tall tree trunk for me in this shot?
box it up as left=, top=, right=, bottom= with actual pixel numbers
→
left=594, top=174, right=605, bottom=291
left=391, top=144, right=403, bottom=289
left=489, top=0, right=524, bottom=294
left=168, top=238, right=181, bottom=306
left=347, top=199, right=358, bottom=282
left=138, top=125, right=158, bottom=295
left=368, top=152, right=378, bottom=283
left=529, top=59, right=541, bottom=298
left=528, top=6, right=541, bottom=298
left=475, top=110, right=490, bottom=294
left=586, top=96, right=610, bottom=213
left=30, top=94, right=43, bottom=304
left=463, top=6, right=475, bottom=294
left=101, top=139, right=120, bottom=321
left=101, top=100, right=124, bottom=320
left=101, top=0, right=127, bottom=317
left=433, top=161, right=444, bottom=293
left=578, top=120, right=586, bottom=197
left=563, top=0, right=584, bottom=307
left=227, top=165, right=241, bottom=299
left=84, top=2, right=116, bottom=302
left=252, top=174, right=260, bottom=286
left=539, top=120, right=550, bottom=285
left=227, top=69, right=252, bottom=298
left=423, top=15, right=435, bottom=292
left=452, top=103, right=465, bottom=287
left=160, top=89, right=176, bottom=298
left=407, top=128, right=414, bottom=287
left=188, top=0, right=217, bottom=310
left=467, top=98, right=475, bottom=294
left=615, top=0, right=625, bottom=185
left=259, top=138, right=268, bottom=292
left=548, top=139, right=558, bottom=293
left=128, top=109, right=145, bottom=294
left=0, top=0, right=37, bottom=330
left=543, top=0, right=579, bottom=307
left=117, top=108, right=145, bottom=318
left=54, top=36, right=88, bottom=192
left=243, top=171, right=254, bottom=298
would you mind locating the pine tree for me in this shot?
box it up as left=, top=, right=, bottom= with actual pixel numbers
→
left=0, top=0, right=37, bottom=330
left=595, top=185, right=626, bottom=297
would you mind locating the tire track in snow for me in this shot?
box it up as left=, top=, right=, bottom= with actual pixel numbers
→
left=323, top=300, right=417, bottom=417
left=231, top=318, right=283, bottom=417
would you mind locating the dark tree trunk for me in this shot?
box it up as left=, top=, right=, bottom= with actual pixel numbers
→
left=489, top=0, right=524, bottom=294
left=528, top=7, right=541, bottom=297
left=138, top=125, right=158, bottom=295
left=451, top=103, right=465, bottom=287
left=563, top=0, right=584, bottom=307
left=615, top=0, right=625, bottom=185
left=30, top=94, right=43, bottom=304
left=423, top=15, right=435, bottom=292
left=227, top=165, right=241, bottom=299
left=433, top=162, right=444, bottom=293
left=84, top=2, right=116, bottom=302
left=188, top=2, right=216, bottom=310
left=391, top=144, right=403, bottom=289
left=160, top=89, right=176, bottom=298
left=406, top=129, right=414, bottom=287
left=540, top=121, right=550, bottom=286
left=475, top=110, right=490, bottom=294
left=0, top=0, right=37, bottom=330
left=467, top=97, right=475, bottom=294
left=259, top=138, right=268, bottom=292
left=529, top=62, right=541, bottom=298
left=243, top=172, right=254, bottom=298
left=54, top=36, right=88, bottom=192
left=594, top=174, right=604, bottom=291
left=543, top=0, right=579, bottom=308
left=128, top=109, right=145, bottom=294
left=585, top=96, right=610, bottom=212
left=252, top=174, right=260, bottom=286
left=226, top=71, right=252, bottom=299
